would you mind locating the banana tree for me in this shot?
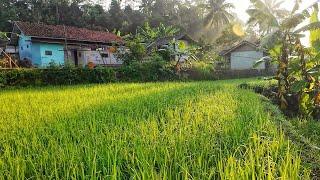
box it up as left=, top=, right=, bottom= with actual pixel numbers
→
left=159, top=39, right=198, bottom=74
left=254, top=1, right=320, bottom=116
left=136, top=22, right=180, bottom=44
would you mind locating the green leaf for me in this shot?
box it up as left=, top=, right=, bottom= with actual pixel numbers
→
left=291, top=80, right=308, bottom=93
left=253, top=56, right=271, bottom=68
left=0, top=32, right=8, bottom=41
left=178, top=41, right=186, bottom=50
left=294, top=22, right=320, bottom=33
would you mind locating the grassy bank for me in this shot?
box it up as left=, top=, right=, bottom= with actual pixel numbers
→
left=0, top=80, right=311, bottom=179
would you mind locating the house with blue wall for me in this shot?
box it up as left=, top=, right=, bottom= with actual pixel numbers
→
left=11, top=21, right=124, bottom=67
left=18, top=34, right=64, bottom=66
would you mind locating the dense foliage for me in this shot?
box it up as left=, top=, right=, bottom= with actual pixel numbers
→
left=0, top=62, right=179, bottom=87
left=0, top=67, right=117, bottom=87
left=0, top=65, right=275, bottom=87
left=250, top=0, right=320, bottom=118
left=0, top=0, right=248, bottom=47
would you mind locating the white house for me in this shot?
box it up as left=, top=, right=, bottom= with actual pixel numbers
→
left=220, top=41, right=268, bottom=70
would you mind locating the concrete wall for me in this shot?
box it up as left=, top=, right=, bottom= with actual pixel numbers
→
left=18, top=35, right=32, bottom=61
left=31, top=43, right=41, bottom=66
left=230, top=51, right=264, bottom=70
left=39, top=43, right=64, bottom=66
left=80, top=50, right=123, bottom=66
left=19, top=35, right=64, bottom=67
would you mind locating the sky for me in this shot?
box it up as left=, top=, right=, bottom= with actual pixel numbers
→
left=228, top=0, right=318, bottom=46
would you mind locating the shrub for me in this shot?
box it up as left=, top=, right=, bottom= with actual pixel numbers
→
left=85, top=67, right=117, bottom=83
left=1, top=69, right=42, bottom=86
left=117, top=60, right=177, bottom=82
left=0, top=71, right=5, bottom=87
left=1, top=63, right=273, bottom=88
left=187, top=61, right=215, bottom=80
left=0, top=67, right=117, bottom=87
left=18, top=59, right=33, bottom=68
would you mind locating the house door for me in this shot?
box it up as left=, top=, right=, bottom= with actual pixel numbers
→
left=73, top=50, right=79, bottom=66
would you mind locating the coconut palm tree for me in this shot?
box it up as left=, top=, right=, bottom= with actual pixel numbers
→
left=247, top=0, right=289, bottom=35
left=203, top=0, right=234, bottom=28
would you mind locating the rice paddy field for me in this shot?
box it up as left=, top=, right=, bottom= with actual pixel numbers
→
left=0, top=80, right=315, bottom=179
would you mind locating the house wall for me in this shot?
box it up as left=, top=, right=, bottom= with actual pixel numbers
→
left=39, top=43, right=65, bottom=66
left=31, top=43, right=41, bottom=66
left=82, top=51, right=121, bottom=65
left=102, top=52, right=123, bottom=65
left=19, top=35, right=64, bottom=67
left=231, top=51, right=265, bottom=70
left=18, top=36, right=123, bottom=67
left=18, top=35, right=32, bottom=61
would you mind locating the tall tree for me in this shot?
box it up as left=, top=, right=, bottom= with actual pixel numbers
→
left=247, top=0, right=289, bottom=35
left=123, top=5, right=146, bottom=34
left=82, top=4, right=108, bottom=30
left=108, top=0, right=125, bottom=31
left=203, top=0, right=234, bottom=28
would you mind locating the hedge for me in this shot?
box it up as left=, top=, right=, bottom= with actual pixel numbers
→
left=0, top=63, right=275, bottom=88
left=0, top=68, right=117, bottom=87
left=0, top=62, right=179, bottom=87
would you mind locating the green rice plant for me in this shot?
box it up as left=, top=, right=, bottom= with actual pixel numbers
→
left=0, top=80, right=311, bottom=179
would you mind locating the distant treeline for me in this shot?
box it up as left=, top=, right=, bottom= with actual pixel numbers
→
left=1, top=0, right=249, bottom=45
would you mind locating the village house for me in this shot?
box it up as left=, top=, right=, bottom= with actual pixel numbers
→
left=9, top=21, right=124, bottom=67
left=220, top=40, right=269, bottom=70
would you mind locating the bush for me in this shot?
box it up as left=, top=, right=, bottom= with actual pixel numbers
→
left=18, top=59, right=33, bottom=68
left=0, top=71, right=6, bottom=87
left=186, top=61, right=216, bottom=80
left=1, top=69, right=42, bottom=86
left=0, top=63, right=273, bottom=88
left=0, top=67, right=117, bottom=87
left=117, top=60, right=177, bottom=82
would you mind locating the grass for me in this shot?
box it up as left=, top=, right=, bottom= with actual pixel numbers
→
left=289, top=118, right=320, bottom=176
left=0, top=79, right=312, bottom=179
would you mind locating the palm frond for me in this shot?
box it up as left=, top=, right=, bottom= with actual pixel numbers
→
left=281, top=11, right=310, bottom=30
left=253, top=56, right=272, bottom=68
left=294, top=22, right=320, bottom=33
left=291, top=0, right=301, bottom=14
left=260, top=29, right=281, bottom=48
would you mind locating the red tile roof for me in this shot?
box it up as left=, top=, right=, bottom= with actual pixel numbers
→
left=15, top=21, right=123, bottom=44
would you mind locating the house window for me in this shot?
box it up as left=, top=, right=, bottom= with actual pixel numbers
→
left=26, top=45, right=29, bottom=48
left=21, top=47, right=23, bottom=50
left=101, top=53, right=109, bottom=58
left=45, top=51, right=53, bottom=56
